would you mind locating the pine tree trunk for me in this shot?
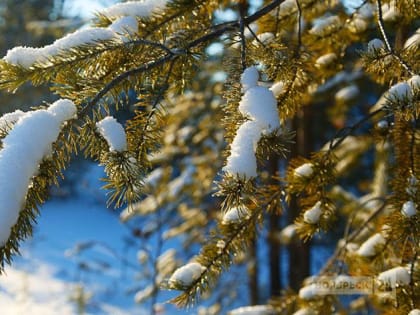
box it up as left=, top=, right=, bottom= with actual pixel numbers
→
left=288, top=107, right=312, bottom=290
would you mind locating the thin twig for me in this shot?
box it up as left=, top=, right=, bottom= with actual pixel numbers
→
left=376, top=0, right=414, bottom=75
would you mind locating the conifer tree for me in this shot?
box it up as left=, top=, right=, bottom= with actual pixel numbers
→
left=0, top=0, right=419, bottom=314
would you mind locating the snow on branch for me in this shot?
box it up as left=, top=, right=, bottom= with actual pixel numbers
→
left=223, top=66, right=280, bottom=178
left=99, top=0, right=169, bottom=19
left=0, top=99, right=76, bottom=246
left=96, top=116, right=127, bottom=152
left=3, top=16, right=139, bottom=69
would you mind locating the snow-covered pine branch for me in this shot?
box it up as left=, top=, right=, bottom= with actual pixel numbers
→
left=0, top=99, right=76, bottom=246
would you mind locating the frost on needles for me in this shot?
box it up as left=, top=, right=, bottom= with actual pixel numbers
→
left=0, top=99, right=76, bottom=246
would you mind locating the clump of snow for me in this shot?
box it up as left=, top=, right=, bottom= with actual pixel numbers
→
left=335, top=85, right=359, bottom=102
left=255, top=32, right=274, bottom=45
left=228, top=305, right=276, bottom=315
left=238, top=86, right=280, bottom=132
left=406, top=175, right=418, bottom=196
left=299, top=283, right=319, bottom=300
left=348, top=17, right=368, bottom=33
left=0, top=110, right=25, bottom=131
left=96, top=116, right=127, bottom=152
left=0, top=99, right=76, bottom=245
left=277, top=224, right=297, bottom=244
left=310, top=16, right=341, bottom=36
left=303, top=201, right=322, bottom=224
left=388, top=82, right=412, bottom=101
left=108, top=16, right=138, bottom=41
left=223, top=67, right=280, bottom=178
left=377, top=266, right=410, bottom=288
left=3, top=14, right=144, bottom=69
left=292, top=308, right=315, bottom=315
left=367, top=38, right=384, bottom=53
left=381, top=1, right=399, bottom=22
left=401, top=200, right=417, bottom=218
left=100, top=0, right=169, bottom=18
left=241, top=66, right=259, bottom=92
left=357, top=233, right=386, bottom=257
left=408, top=75, right=420, bottom=90
left=270, top=81, right=285, bottom=97
left=169, top=262, right=206, bottom=288
left=315, top=53, right=337, bottom=68
left=294, top=163, right=314, bottom=178
left=408, top=310, right=420, bottom=315
left=404, top=28, right=420, bottom=49
left=222, top=206, right=250, bottom=224
left=278, top=0, right=296, bottom=17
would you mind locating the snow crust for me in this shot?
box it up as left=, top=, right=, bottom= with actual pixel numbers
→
left=100, top=0, right=169, bottom=18
left=169, top=262, right=206, bottom=287
left=377, top=266, right=410, bottom=288
left=401, top=200, right=417, bottom=218
left=0, top=99, right=76, bottom=245
left=404, top=28, right=420, bottom=49
left=303, top=201, right=322, bottom=224
left=357, top=233, right=386, bottom=257
left=223, top=67, right=280, bottom=178
left=96, top=116, right=127, bottom=152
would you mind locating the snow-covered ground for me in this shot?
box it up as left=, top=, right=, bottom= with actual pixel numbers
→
left=0, top=163, right=149, bottom=314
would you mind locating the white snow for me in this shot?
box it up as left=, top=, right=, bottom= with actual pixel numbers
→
left=0, top=110, right=25, bottom=131
left=357, top=233, right=386, bottom=257
left=278, top=0, right=296, bottom=16
left=0, top=264, right=77, bottom=315
left=388, top=82, right=412, bottom=101
left=309, top=16, right=340, bottom=36
left=277, top=224, right=297, bottom=244
left=406, top=175, right=418, bottom=196
left=0, top=99, right=76, bottom=246
left=401, top=200, right=417, bottom=218
left=381, top=1, right=399, bottom=22
left=96, top=116, right=127, bottom=152
left=315, top=53, right=337, bottom=68
left=241, top=66, right=259, bottom=92
left=224, top=121, right=262, bottom=178
left=292, top=308, right=315, bottom=315
left=270, top=81, right=285, bottom=97
left=100, top=0, right=169, bottom=18
left=224, top=67, right=280, bottom=178
left=404, top=28, right=420, bottom=49
left=228, top=305, right=276, bottom=315
left=222, top=206, right=250, bottom=224
left=294, top=163, right=314, bottom=178
left=408, top=75, right=420, bottom=90
left=169, top=262, right=206, bottom=287
left=255, top=32, right=274, bottom=44
left=3, top=14, right=144, bottom=69
left=238, top=86, right=280, bottom=132
left=377, top=266, right=410, bottom=288
left=303, top=201, right=322, bottom=224
left=298, top=283, right=319, bottom=300
left=408, top=310, right=420, bottom=315
left=367, top=38, right=384, bottom=53
left=335, top=85, right=359, bottom=102
left=108, top=16, right=138, bottom=40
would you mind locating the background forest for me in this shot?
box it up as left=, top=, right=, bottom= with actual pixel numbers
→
left=0, top=0, right=418, bottom=314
